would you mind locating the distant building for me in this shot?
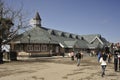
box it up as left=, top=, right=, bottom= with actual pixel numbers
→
left=10, top=12, right=110, bottom=57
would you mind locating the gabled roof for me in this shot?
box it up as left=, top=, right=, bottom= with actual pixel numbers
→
left=64, top=40, right=77, bottom=48
left=57, top=31, right=62, bottom=36
left=59, top=40, right=88, bottom=48
left=64, top=32, right=70, bottom=38
left=90, top=36, right=103, bottom=45
left=82, top=34, right=101, bottom=43
left=88, top=42, right=104, bottom=49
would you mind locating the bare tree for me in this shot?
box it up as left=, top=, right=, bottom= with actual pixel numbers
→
left=0, top=0, right=28, bottom=62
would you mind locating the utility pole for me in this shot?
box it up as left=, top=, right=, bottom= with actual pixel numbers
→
left=27, top=34, right=31, bottom=57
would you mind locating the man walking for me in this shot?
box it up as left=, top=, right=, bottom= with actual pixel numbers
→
left=76, top=51, right=81, bottom=66
left=114, top=50, right=119, bottom=71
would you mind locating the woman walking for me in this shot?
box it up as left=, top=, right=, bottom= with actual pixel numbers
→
left=99, top=51, right=107, bottom=77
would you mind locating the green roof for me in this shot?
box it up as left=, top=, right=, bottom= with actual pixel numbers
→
left=13, top=25, right=110, bottom=49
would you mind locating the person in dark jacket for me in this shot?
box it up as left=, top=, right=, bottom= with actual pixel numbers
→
left=114, top=50, right=119, bottom=71
left=76, top=51, right=81, bottom=66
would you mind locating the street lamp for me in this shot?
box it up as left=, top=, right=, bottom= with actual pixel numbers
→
left=27, top=34, right=31, bottom=57
left=27, top=34, right=31, bottom=44
left=49, top=37, right=52, bottom=56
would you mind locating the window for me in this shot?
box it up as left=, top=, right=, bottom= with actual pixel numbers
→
left=27, top=45, right=33, bottom=51
left=69, top=34, right=73, bottom=38
left=41, top=45, right=47, bottom=51
left=14, top=45, right=20, bottom=51
left=61, top=32, right=65, bottom=37
left=81, top=37, right=84, bottom=40
left=34, top=45, right=40, bottom=51
left=51, top=30, right=56, bottom=36
left=76, top=36, right=79, bottom=39
left=20, top=45, right=24, bottom=51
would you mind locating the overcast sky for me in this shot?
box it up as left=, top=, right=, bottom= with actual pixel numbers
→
left=5, top=0, right=120, bottom=43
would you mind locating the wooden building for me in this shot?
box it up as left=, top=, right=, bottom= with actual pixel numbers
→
left=10, top=12, right=110, bottom=57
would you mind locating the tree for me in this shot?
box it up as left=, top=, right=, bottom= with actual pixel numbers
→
left=0, top=0, right=28, bottom=62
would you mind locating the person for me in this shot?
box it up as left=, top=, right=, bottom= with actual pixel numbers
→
left=0, top=51, right=3, bottom=64
left=118, top=52, right=120, bottom=71
left=99, top=51, right=107, bottom=77
left=114, top=50, right=119, bottom=71
left=80, top=51, right=84, bottom=59
left=50, top=50, right=53, bottom=56
left=70, top=51, right=74, bottom=61
left=76, top=51, right=81, bottom=66
left=107, top=53, right=112, bottom=63
left=97, top=51, right=101, bottom=62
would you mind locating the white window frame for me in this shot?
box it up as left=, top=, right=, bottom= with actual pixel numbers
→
left=34, top=45, right=41, bottom=51
left=19, top=45, right=22, bottom=51
left=41, top=44, right=47, bottom=51
left=27, top=45, right=33, bottom=51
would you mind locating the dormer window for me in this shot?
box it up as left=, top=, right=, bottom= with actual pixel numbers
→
left=61, top=32, right=65, bottom=37
left=91, top=42, right=94, bottom=44
left=51, top=30, right=56, bottom=36
left=69, top=34, right=73, bottom=38
left=81, top=37, right=84, bottom=40
left=76, top=36, right=79, bottom=39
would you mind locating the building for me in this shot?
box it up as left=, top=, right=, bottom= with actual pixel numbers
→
left=10, top=12, right=110, bottom=57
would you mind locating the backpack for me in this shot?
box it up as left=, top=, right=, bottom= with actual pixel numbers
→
left=103, top=54, right=107, bottom=61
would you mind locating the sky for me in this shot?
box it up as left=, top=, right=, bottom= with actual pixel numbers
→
left=4, top=0, right=120, bottom=43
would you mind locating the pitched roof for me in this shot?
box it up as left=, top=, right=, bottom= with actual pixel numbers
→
left=18, top=26, right=50, bottom=43
left=13, top=24, right=109, bottom=49
left=82, top=34, right=101, bottom=43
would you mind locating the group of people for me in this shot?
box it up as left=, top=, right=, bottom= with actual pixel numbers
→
left=98, top=50, right=120, bottom=77
left=69, top=50, right=120, bottom=77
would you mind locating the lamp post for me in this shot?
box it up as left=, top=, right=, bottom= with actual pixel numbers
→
left=27, top=34, right=31, bottom=57
left=27, top=34, right=31, bottom=44
left=49, top=37, right=52, bottom=56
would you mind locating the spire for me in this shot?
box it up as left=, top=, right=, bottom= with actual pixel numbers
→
left=33, top=12, right=41, bottom=21
left=30, top=12, right=42, bottom=27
